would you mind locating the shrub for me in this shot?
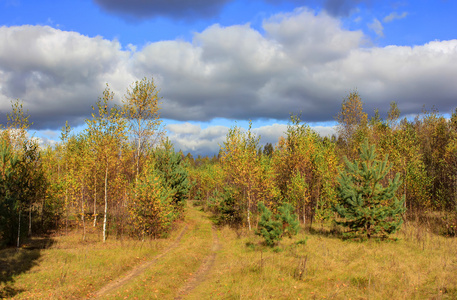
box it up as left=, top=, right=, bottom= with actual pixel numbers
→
left=256, top=202, right=299, bottom=246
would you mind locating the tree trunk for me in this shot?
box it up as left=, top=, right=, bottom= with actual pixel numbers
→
left=103, top=165, right=108, bottom=242
left=17, top=211, right=21, bottom=249
left=93, top=174, right=97, bottom=227
left=315, top=183, right=320, bottom=218
left=136, top=137, right=141, bottom=183
left=28, top=203, right=32, bottom=237
left=41, top=196, right=45, bottom=231
left=247, top=208, right=251, bottom=231
left=404, top=168, right=407, bottom=209
left=65, top=163, right=68, bottom=235
left=454, top=175, right=457, bottom=212
left=81, top=181, right=86, bottom=241
left=246, top=189, right=251, bottom=231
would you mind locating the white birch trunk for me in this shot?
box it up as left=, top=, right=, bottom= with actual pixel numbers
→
left=93, top=174, right=97, bottom=227
left=247, top=189, right=252, bottom=231
left=28, top=204, right=32, bottom=236
left=103, top=165, right=108, bottom=242
left=17, top=211, right=21, bottom=248
left=81, top=181, right=86, bottom=241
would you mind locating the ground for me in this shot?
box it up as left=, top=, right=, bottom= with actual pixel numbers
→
left=1, top=202, right=457, bottom=299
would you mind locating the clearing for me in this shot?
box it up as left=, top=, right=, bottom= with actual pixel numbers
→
left=1, top=202, right=457, bottom=299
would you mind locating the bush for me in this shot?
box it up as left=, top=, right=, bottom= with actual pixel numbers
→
left=209, top=187, right=243, bottom=226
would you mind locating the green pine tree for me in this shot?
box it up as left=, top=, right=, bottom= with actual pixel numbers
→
left=277, top=202, right=299, bottom=238
left=153, top=140, right=190, bottom=212
left=333, top=140, right=406, bottom=239
left=256, top=202, right=300, bottom=246
left=257, top=202, right=283, bottom=246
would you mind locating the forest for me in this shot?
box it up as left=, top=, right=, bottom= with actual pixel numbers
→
left=1, top=78, right=457, bottom=298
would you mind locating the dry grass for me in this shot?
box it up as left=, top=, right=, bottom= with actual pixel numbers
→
left=100, top=205, right=214, bottom=299
left=188, top=219, right=457, bottom=300
left=0, top=223, right=185, bottom=299
left=2, top=205, right=457, bottom=299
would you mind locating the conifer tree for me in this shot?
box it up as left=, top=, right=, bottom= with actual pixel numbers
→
left=333, top=140, right=405, bottom=239
left=152, top=140, right=190, bottom=214
left=256, top=202, right=299, bottom=246
left=257, top=202, right=283, bottom=246
left=277, top=202, right=299, bottom=238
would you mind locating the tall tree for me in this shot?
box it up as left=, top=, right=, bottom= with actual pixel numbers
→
left=273, top=115, right=338, bottom=225
left=1, top=100, right=46, bottom=246
left=0, top=141, right=20, bottom=246
left=122, top=77, right=163, bottom=182
left=336, top=91, right=368, bottom=159
left=220, top=122, right=262, bottom=230
left=445, top=109, right=457, bottom=210
left=128, top=156, right=174, bottom=239
left=86, top=85, right=127, bottom=242
left=60, top=121, right=71, bottom=234
left=152, top=140, right=190, bottom=214
left=6, top=99, right=32, bottom=152
left=413, top=108, right=450, bottom=209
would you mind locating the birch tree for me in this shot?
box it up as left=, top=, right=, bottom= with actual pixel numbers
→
left=220, top=122, right=262, bottom=230
left=86, top=85, right=127, bottom=242
left=122, top=77, right=163, bottom=182
left=336, top=91, right=368, bottom=159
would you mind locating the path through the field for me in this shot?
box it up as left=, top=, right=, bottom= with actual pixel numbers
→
left=91, top=203, right=221, bottom=299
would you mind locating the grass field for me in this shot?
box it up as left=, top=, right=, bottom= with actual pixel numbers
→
left=1, top=203, right=457, bottom=299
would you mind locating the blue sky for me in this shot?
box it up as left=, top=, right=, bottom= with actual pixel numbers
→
left=1, top=0, right=456, bottom=155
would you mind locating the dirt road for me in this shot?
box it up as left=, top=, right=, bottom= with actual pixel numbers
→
left=91, top=204, right=221, bottom=299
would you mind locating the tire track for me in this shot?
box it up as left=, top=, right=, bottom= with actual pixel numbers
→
left=91, top=224, right=189, bottom=299
left=174, top=226, right=221, bottom=300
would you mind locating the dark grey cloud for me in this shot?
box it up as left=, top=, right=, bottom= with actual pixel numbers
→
left=92, top=0, right=381, bottom=21
left=322, top=0, right=370, bottom=16
left=264, top=0, right=377, bottom=16
left=93, top=0, right=231, bottom=21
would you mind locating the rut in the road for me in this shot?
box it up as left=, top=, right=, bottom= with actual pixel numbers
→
left=91, top=224, right=189, bottom=299
left=174, top=225, right=221, bottom=300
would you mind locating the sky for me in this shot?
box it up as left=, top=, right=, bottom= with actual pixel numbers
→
left=0, top=0, right=456, bottom=156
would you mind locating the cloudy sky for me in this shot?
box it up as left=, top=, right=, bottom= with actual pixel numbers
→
left=1, top=0, right=456, bottom=155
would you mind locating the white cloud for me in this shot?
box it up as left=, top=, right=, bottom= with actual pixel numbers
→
left=368, top=18, right=384, bottom=37
left=263, top=8, right=363, bottom=64
left=166, top=122, right=337, bottom=155
left=253, top=123, right=288, bottom=145
left=383, top=11, right=408, bottom=23
left=312, top=125, right=337, bottom=137
left=166, top=123, right=229, bottom=156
